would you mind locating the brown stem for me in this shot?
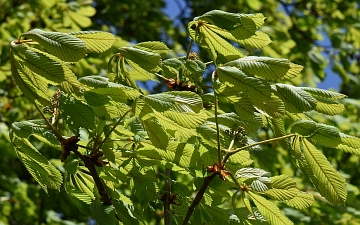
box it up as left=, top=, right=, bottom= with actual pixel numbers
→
left=72, top=148, right=112, bottom=206
left=164, top=168, right=171, bottom=225
left=182, top=173, right=217, bottom=225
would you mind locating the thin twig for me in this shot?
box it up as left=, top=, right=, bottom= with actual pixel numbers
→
left=213, top=91, right=222, bottom=168
left=95, top=108, right=132, bottom=152
left=185, top=39, right=194, bottom=59
left=222, top=134, right=297, bottom=163
left=34, top=103, right=64, bottom=142
left=182, top=173, right=217, bottom=225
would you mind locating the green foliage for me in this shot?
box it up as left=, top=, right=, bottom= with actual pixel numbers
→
left=2, top=3, right=360, bottom=225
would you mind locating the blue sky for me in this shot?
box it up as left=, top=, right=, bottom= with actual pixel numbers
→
left=162, top=0, right=341, bottom=90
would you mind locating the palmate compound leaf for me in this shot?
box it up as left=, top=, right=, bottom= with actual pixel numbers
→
left=291, top=119, right=360, bottom=155
left=298, top=138, right=347, bottom=204
left=11, top=42, right=81, bottom=93
left=225, top=56, right=303, bottom=80
left=273, top=84, right=317, bottom=113
left=11, top=137, right=62, bottom=193
left=247, top=192, right=294, bottom=225
left=194, top=10, right=271, bottom=49
left=70, top=31, right=117, bottom=53
left=188, top=21, right=244, bottom=63
left=90, top=199, right=116, bottom=225
left=22, top=29, right=86, bottom=62
left=144, top=91, right=203, bottom=113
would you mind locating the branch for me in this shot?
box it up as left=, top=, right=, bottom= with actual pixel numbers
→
left=222, top=134, right=297, bottom=163
left=182, top=173, right=217, bottom=225
left=164, top=168, right=171, bottom=225
left=213, top=87, right=222, bottom=168
left=72, top=148, right=112, bottom=206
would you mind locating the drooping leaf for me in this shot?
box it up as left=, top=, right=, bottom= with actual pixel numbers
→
left=128, top=168, right=158, bottom=202
left=64, top=182, right=92, bottom=216
left=152, top=142, right=201, bottom=169
left=252, top=93, right=285, bottom=118
left=113, top=199, right=140, bottom=225
left=299, top=138, right=347, bottom=204
left=10, top=54, right=50, bottom=105
left=225, top=56, right=303, bottom=80
left=22, top=29, right=86, bottom=62
left=248, top=192, right=293, bottom=225
left=70, top=31, right=117, bottom=53
left=90, top=200, right=116, bottom=225
left=11, top=137, right=62, bottom=193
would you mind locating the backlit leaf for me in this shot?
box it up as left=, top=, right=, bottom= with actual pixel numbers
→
left=22, top=29, right=86, bottom=62
left=70, top=31, right=117, bottom=53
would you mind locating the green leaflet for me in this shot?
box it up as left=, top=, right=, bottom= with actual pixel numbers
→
left=90, top=200, right=116, bottom=225
left=126, top=59, right=158, bottom=81
left=133, top=41, right=170, bottom=56
left=128, top=168, right=158, bottom=202
left=153, top=141, right=201, bottom=169
left=252, top=93, right=285, bottom=118
left=60, top=94, right=95, bottom=131
left=161, top=58, right=183, bottom=78
left=11, top=42, right=81, bottom=93
left=10, top=52, right=50, bottom=105
left=113, top=200, right=140, bottom=225
left=273, top=84, right=317, bottom=113
left=283, top=192, right=315, bottom=209
left=248, top=192, right=294, bottom=225
left=11, top=42, right=65, bottom=83
left=160, top=110, right=208, bottom=129
left=291, top=119, right=360, bottom=155
left=92, top=100, right=130, bottom=120
left=216, top=66, right=272, bottom=100
left=22, top=29, right=86, bottom=62
left=152, top=111, right=199, bottom=139
left=142, top=120, right=169, bottom=150
left=64, top=182, right=92, bottom=216
left=264, top=175, right=299, bottom=201
left=207, top=112, right=262, bottom=134
left=299, top=138, right=347, bottom=204
left=233, top=207, right=267, bottom=225
left=144, top=91, right=203, bottom=113
left=225, top=56, right=303, bottom=80
left=12, top=137, right=62, bottom=193
left=200, top=25, right=244, bottom=62
left=236, top=31, right=272, bottom=49
left=118, top=46, right=161, bottom=72
left=10, top=119, right=60, bottom=149
left=299, top=87, right=346, bottom=115
left=70, top=31, right=117, bottom=53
